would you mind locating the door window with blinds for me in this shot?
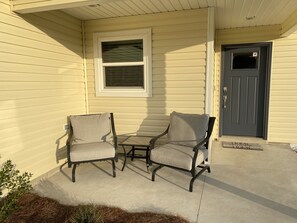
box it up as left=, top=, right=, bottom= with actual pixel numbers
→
left=93, top=29, right=152, bottom=97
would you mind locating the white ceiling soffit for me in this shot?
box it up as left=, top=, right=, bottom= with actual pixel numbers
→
left=62, top=0, right=216, bottom=21
left=61, top=0, right=297, bottom=29
left=16, top=0, right=297, bottom=30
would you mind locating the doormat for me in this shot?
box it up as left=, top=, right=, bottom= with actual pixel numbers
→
left=222, top=141, right=263, bottom=151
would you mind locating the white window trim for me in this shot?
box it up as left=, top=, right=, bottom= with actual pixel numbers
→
left=93, top=28, right=152, bottom=97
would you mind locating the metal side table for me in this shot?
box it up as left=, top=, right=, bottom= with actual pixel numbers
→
left=119, top=136, right=152, bottom=171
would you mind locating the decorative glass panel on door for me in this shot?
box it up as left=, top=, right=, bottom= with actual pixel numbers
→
left=232, top=52, right=258, bottom=69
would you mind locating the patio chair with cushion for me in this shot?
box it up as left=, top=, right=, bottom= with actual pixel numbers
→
left=67, top=113, right=117, bottom=182
left=149, top=111, right=215, bottom=192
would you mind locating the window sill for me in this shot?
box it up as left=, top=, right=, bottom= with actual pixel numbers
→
left=96, top=89, right=152, bottom=97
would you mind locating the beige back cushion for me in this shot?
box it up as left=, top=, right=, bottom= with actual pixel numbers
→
left=70, top=113, right=112, bottom=145
left=167, top=111, right=209, bottom=147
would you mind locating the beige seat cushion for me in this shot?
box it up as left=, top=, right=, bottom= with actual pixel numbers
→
left=70, top=113, right=112, bottom=145
left=150, top=143, right=208, bottom=171
left=168, top=111, right=209, bottom=147
left=70, top=142, right=115, bottom=162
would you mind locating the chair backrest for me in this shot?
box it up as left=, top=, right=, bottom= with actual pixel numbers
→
left=69, top=113, right=114, bottom=145
left=167, top=111, right=210, bottom=147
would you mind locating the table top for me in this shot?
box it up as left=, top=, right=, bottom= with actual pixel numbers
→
left=119, top=136, right=153, bottom=147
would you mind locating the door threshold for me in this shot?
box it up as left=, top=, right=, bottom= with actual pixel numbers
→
left=218, top=135, right=267, bottom=144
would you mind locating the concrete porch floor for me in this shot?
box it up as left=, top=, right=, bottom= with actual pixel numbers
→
left=34, top=140, right=297, bottom=223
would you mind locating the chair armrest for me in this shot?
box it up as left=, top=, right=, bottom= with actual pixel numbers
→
left=191, top=137, right=211, bottom=171
left=66, top=139, right=71, bottom=156
left=66, top=134, right=72, bottom=167
left=192, top=117, right=216, bottom=152
left=66, top=123, right=73, bottom=167
left=192, top=137, right=210, bottom=152
left=149, top=126, right=169, bottom=150
left=113, top=135, right=118, bottom=150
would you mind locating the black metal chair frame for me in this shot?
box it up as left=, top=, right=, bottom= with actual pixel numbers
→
left=66, top=113, right=118, bottom=182
left=149, top=117, right=216, bottom=192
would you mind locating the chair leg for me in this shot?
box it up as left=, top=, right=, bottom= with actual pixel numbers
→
left=121, top=146, right=127, bottom=171
left=189, top=165, right=209, bottom=192
left=112, top=160, right=116, bottom=177
left=152, top=165, right=163, bottom=181
left=131, top=146, right=135, bottom=161
left=72, top=164, right=77, bottom=183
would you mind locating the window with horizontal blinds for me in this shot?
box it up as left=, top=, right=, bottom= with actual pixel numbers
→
left=102, top=40, right=143, bottom=63
left=93, top=29, right=151, bottom=97
left=105, top=66, right=144, bottom=87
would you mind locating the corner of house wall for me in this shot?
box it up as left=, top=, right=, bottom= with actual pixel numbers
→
left=205, top=7, right=215, bottom=115
left=82, top=20, right=89, bottom=114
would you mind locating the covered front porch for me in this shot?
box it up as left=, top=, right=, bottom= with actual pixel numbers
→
left=1, top=0, right=297, bottom=222
left=33, top=140, right=297, bottom=223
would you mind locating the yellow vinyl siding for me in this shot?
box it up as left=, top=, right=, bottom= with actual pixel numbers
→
left=84, top=9, right=208, bottom=136
left=214, top=25, right=297, bottom=143
left=269, top=31, right=297, bottom=143
left=0, top=0, right=85, bottom=178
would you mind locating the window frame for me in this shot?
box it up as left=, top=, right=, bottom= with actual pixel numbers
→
left=93, top=28, right=152, bottom=97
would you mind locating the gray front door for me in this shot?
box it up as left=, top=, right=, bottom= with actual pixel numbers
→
left=222, top=46, right=267, bottom=137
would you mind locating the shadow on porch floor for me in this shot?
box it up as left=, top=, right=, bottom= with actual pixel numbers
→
left=34, top=141, right=297, bottom=223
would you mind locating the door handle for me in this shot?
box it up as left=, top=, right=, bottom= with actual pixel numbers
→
left=223, top=95, right=227, bottom=108
left=223, top=86, right=227, bottom=93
